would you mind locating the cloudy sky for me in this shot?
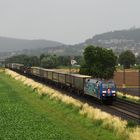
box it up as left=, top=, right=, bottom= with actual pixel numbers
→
left=0, top=0, right=140, bottom=44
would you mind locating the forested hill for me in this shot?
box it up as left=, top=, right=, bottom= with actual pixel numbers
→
left=83, top=28, right=140, bottom=54
left=91, top=28, right=140, bottom=41
left=0, top=28, right=140, bottom=58
left=0, top=36, right=63, bottom=52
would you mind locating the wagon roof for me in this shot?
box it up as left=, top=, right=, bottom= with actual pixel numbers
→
left=31, top=67, right=54, bottom=71
left=69, top=73, right=91, bottom=78
left=31, top=67, right=91, bottom=78
left=12, top=63, right=24, bottom=66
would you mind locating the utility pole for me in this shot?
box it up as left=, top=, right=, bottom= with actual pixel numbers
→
left=138, top=69, right=140, bottom=97
left=69, top=56, right=72, bottom=74
left=122, top=65, right=126, bottom=97
left=138, top=68, right=140, bottom=122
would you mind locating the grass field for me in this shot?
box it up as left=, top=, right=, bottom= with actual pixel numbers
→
left=0, top=72, right=123, bottom=140
left=117, top=92, right=140, bottom=104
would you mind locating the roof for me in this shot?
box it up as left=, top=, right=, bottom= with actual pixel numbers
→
left=69, top=73, right=91, bottom=78
left=31, top=67, right=91, bottom=78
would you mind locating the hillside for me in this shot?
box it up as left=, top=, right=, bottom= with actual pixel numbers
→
left=54, top=28, right=140, bottom=56
left=0, top=36, right=63, bottom=52
left=36, top=28, right=140, bottom=56
left=0, top=28, right=140, bottom=58
left=84, top=28, right=140, bottom=54
left=89, top=28, right=140, bottom=41
left=0, top=71, right=123, bottom=140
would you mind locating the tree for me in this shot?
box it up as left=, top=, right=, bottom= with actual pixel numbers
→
left=57, top=56, right=70, bottom=66
left=40, top=53, right=46, bottom=61
left=79, top=45, right=117, bottom=79
left=136, top=54, right=140, bottom=64
left=28, top=56, right=40, bottom=66
left=118, top=50, right=136, bottom=68
left=40, top=55, right=58, bottom=68
left=5, top=55, right=40, bottom=67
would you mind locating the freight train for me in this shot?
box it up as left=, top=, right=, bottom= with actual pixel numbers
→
left=6, top=63, right=117, bottom=104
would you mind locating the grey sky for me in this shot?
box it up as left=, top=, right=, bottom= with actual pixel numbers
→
left=0, top=0, right=140, bottom=44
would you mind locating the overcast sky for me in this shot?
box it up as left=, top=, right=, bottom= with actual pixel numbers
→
left=0, top=0, right=140, bottom=44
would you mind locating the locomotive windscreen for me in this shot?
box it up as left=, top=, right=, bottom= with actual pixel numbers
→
left=102, top=83, right=115, bottom=89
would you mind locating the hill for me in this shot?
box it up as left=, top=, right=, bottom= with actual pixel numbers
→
left=84, top=28, right=140, bottom=54
left=0, top=36, right=63, bottom=52
left=89, top=28, right=140, bottom=41
left=0, top=28, right=140, bottom=58
left=38, top=28, right=140, bottom=56
left=53, top=28, right=140, bottom=56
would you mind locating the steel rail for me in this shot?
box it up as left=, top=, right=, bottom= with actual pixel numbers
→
left=8, top=69, right=140, bottom=124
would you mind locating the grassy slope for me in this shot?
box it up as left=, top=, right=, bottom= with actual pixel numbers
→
left=0, top=72, right=122, bottom=140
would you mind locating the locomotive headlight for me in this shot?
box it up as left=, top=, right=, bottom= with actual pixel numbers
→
left=102, top=91, right=106, bottom=93
left=112, top=91, right=116, bottom=93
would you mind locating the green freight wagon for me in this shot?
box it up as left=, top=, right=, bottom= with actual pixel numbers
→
left=53, top=72, right=59, bottom=82
left=58, top=72, right=66, bottom=84
left=31, top=67, right=42, bottom=77
left=68, top=74, right=91, bottom=91
left=47, top=70, right=54, bottom=80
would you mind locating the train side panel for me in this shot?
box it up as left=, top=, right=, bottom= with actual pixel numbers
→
left=40, top=68, right=45, bottom=78
left=69, top=74, right=91, bottom=91
left=31, top=67, right=41, bottom=77
left=53, top=72, right=59, bottom=82
left=72, top=77, right=84, bottom=90
left=65, top=74, right=71, bottom=86
left=84, top=79, right=100, bottom=99
left=48, top=71, right=53, bottom=80
left=42, top=69, right=48, bottom=79
left=58, top=73, right=66, bottom=84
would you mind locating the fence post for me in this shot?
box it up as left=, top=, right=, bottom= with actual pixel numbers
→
left=122, top=65, right=126, bottom=98
left=138, top=69, right=140, bottom=97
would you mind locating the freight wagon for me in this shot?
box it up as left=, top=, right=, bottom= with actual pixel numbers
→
left=6, top=63, right=24, bottom=73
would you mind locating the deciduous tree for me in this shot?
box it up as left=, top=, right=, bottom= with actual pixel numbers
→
left=80, top=45, right=117, bottom=79
left=118, top=50, right=136, bottom=68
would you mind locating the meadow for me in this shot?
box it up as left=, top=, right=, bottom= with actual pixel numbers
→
left=0, top=71, right=122, bottom=140
left=0, top=69, right=140, bottom=140
left=117, top=92, right=140, bottom=104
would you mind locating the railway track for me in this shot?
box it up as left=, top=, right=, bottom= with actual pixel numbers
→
left=66, top=93, right=140, bottom=124
left=32, top=75, right=140, bottom=124
left=78, top=95, right=140, bottom=124
left=111, top=98, right=140, bottom=123
left=118, top=88, right=140, bottom=97
left=44, top=82, right=140, bottom=124
left=9, top=70, right=140, bottom=124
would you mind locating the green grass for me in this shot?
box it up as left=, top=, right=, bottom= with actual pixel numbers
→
left=117, top=94, right=140, bottom=104
left=0, top=72, right=122, bottom=140
left=123, top=96, right=140, bottom=104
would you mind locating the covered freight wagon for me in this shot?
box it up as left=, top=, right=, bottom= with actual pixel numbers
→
left=67, top=74, right=91, bottom=91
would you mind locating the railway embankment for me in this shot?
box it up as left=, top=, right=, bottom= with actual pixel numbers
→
left=2, top=69, right=140, bottom=140
left=0, top=69, right=122, bottom=140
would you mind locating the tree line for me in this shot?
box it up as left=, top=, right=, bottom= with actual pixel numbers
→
left=5, top=45, right=140, bottom=79
left=5, top=54, right=82, bottom=69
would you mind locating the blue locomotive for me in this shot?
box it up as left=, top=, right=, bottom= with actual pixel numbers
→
left=84, top=79, right=116, bottom=103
